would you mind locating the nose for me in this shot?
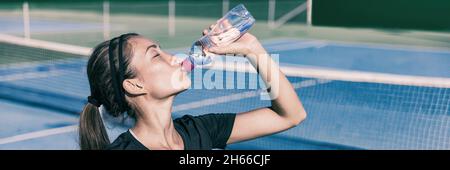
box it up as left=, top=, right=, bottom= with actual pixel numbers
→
left=161, top=51, right=181, bottom=66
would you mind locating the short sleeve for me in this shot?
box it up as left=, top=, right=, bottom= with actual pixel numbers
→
left=194, top=113, right=236, bottom=149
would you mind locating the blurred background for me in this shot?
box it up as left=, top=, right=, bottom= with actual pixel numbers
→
left=0, top=0, right=449, bottom=150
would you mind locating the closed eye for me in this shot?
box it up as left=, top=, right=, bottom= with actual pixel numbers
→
left=145, top=44, right=159, bottom=58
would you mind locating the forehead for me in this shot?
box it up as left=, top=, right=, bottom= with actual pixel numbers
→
left=129, top=36, right=158, bottom=54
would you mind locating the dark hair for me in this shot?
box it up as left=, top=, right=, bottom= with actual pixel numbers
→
left=79, top=33, right=139, bottom=150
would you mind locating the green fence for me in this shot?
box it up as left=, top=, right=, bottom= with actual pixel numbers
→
left=313, top=0, right=450, bottom=31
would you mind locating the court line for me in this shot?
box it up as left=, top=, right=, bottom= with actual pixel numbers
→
left=0, top=33, right=91, bottom=56
left=281, top=65, right=450, bottom=88
left=0, top=125, right=77, bottom=145
left=266, top=40, right=328, bottom=51
left=0, top=79, right=330, bottom=145
left=329, top=41, right=450, bottom=54
left=0, top=70, right=72, bottom=82
left=286, top=37, right=450, bottom=54
left=0, top=58, right=84, bottom=69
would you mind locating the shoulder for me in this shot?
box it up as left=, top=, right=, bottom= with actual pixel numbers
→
left=105, top=130, right=147, bottom=150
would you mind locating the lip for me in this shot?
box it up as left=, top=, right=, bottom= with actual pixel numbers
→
left=180, top=58, right=194, bottom=72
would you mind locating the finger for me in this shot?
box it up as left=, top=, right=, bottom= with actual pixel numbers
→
left=203, top=24, right=215, bottom=36
left=208, top=45, right=236, bottom=55
left=207, top=47, right=223, bottom=54
left=202, top=45, right=209, bottom=54
left=222, top=19, right=232, bottom=29
left=218, top=28, right=240, bottom=43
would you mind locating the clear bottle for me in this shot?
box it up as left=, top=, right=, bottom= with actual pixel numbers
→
left=181, top=4, right=255, bottom=72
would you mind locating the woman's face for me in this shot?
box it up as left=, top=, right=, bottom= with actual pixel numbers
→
left=128, top=37, right=191, bottom=99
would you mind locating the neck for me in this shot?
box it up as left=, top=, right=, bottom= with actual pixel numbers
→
left=130, top=95, right=183, bottom=150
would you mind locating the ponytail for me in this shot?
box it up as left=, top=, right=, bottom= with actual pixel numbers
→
left=79, top=103, right=110, bottom=150
left=80, top=33, right=139, bottom=150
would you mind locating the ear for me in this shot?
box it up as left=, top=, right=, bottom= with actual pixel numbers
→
left=123, top=78, right=147, bottom=95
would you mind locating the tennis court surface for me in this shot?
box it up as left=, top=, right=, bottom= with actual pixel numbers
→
left=1, top=35, right=449, bottom=149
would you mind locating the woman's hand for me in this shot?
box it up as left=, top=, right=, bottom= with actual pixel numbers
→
left=202, top=25, right=263, bottom=56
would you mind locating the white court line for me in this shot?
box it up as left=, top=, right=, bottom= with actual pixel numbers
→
left=0, top=58, right=84, bottom=69
left=285, top=37, right=450, bottom=54
left=0, top=125, right=77, bottom=145
left=0, top=33, right=91, bottom=56
left=0, top=79, right=330, bottom=145
left=329, top=41, right=450, bottom=54
left=0, top=70, right=72, bottom=82
left=266, top=40, right=328, bottom=51
left=280, top=65, right=450, bottom=88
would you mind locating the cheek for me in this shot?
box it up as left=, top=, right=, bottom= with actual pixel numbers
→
left=144, top=68, right=172, bottom=91
left=142, top=64, right=186, bottom=98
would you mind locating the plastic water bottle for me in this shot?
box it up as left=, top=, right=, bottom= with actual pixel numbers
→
left=181, top=4, right=255, bottom=72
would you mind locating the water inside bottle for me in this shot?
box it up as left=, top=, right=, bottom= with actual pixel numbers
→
left=181, top=4, right=254, bottom=72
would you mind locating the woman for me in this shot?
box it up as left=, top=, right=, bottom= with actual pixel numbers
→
left=79, top=27, right=306, bottom=150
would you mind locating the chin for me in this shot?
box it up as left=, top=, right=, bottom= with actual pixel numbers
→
left=172, top=85, right=189, bottom=96
left=180, top=83, right=191, bottom=93
left=184, top=79, right=192, bottom=89
left=174, top=79, right=191, bottom=92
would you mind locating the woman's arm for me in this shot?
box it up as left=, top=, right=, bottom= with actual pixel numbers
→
left=207, top=33, right=307, bottom=144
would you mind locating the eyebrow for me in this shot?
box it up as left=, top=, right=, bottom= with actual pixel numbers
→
left=145, top=44, right=158, bottom=55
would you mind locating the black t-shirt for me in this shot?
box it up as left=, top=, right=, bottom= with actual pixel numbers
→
left=106, top=113, right=236, bottom=150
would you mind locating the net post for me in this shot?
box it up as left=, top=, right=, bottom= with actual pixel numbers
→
left=103, top=1, right=110, bottom=40
left=222, top=0, right=229, bottom=16
left=307, top=0, right=313, bottom=26
left=168, top=0, right=176, bottom=37
left=22, top=2, right=30, bottom=39
left=268, top=0, right=276, bottom=29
